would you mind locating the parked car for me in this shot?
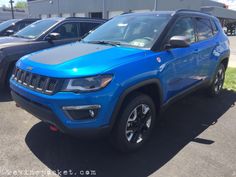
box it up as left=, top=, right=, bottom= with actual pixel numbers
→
left=0, top=17, right=106, bottom=88
left=11, top=10, right=230, bottom=152
left=226, top=23, right=236, bottom=36
left=0, top=19, right=39, bottom=36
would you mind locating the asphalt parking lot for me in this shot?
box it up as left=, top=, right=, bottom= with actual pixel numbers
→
left=0, top=37, right=236, bottom=177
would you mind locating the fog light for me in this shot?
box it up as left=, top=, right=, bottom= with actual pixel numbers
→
left=62, top=105, right=101, bottom=120
left=89, top=110, right=95, bottom=118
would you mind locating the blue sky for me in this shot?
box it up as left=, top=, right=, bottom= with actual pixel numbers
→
left=216, top=0, right=236, bottom=10
left=0, top=0, right=236, bottom=10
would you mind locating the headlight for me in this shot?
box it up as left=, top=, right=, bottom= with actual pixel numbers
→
left=62, top=75, right=113, bottom=92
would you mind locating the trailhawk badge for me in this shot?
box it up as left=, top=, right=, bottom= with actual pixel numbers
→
left=26, top=66, right=33, bottom=71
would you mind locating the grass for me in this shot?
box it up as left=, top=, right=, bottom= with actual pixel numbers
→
left=224, top=67, right=236, bottom=91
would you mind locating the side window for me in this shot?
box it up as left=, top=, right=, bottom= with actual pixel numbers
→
left=211, top=20, right=219, bottom=35
left=167, top=17, right=195, bottom=43
left=15, top=22, right=26, bottom=31
left=79, top=22, right=100, bottom=36
left=195, top=18, right=213, bottom=41
left=19, top=22, right=33, bottom=30
left=52, top=23, right=78, bottom=39
left=10, top=21, right=31, bottom=32
left=6, top=24, right=17, bottom=32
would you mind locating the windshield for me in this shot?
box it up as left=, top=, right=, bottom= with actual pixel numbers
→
left=14, top=19, right=58, bottom=39
left=0, top=19, right=19, bottom=32
left=84, top=13, right=171, bottom=49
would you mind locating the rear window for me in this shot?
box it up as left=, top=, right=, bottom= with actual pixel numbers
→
left=79, top=22, right=101, bottom=36
left=195, top=18, right=213, bottom=41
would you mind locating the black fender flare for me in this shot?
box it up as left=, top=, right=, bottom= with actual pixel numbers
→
left=209, top=52, right=230, bottom=85
left=0, top=55, right=20, bottom=87
left=109, top=78, right=163, bottom=129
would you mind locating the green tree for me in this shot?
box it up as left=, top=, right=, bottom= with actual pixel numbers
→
left=15, top=1, right=27, bottom=9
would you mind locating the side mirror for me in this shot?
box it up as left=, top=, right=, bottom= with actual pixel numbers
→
left=5, top=30, right=14, bottom=36
left=166, top=36, right=190, bottom=49
left=45, top=32, right=60, bottom=42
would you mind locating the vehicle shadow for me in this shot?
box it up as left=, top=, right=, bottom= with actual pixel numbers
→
left=0, top=89, right=12, bottom=102
left=25, top=89, right=236, bottom=177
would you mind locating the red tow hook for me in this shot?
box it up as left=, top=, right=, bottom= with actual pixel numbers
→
left=15, top=103, right=20, bottom=108
left=49, top=125, right=59, bottom=132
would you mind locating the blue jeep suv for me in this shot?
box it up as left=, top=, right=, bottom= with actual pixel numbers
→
left=10, top=10, right=230, bottom=151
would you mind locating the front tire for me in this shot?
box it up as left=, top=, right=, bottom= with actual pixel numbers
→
left=208, top=63, right=226, bottom=97
left=111, top=93, right=156, bottom=152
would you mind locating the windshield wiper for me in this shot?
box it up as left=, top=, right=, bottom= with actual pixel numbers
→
left=86, top=40, right=122, bottom=46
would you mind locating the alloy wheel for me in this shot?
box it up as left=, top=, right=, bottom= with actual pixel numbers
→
left=125, top=104, right=152, bottom=144
left=214, top=66, right=225, bottom=94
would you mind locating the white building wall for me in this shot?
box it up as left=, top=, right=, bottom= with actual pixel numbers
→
left=108, top=11, right=123, bottom=18
left=27, top=0, right=233, bottom=20
left=75, top=13, right=86, bottom=17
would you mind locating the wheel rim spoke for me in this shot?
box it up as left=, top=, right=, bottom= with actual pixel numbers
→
left=125, top=104, right=152, bottom=144
left=126, top=131, right=134, bottom=142
left=214, top=67, right=225, bottom=94
left=146, top=117, right=152, bottom=128
left=131, top=131, right=142, bottom=143
left=142, top=104, right=150, bottom=115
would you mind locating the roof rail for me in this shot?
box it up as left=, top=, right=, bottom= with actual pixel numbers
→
left=175, top=9, right=210, bottom=15
left=121, top=11, right=133, bottom=15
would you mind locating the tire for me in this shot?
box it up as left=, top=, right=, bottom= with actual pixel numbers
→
left=207, top=63, right=226, bottom=97
left=110, top=92, right=156, bottom=152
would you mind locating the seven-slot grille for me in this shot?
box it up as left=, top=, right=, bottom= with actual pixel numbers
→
left=12, top=68, right=60, bottom=95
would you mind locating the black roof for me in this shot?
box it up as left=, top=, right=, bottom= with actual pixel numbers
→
left=122, top=9, right=214, bottom=18
left=34, top=17, right=106, bottom=24
left=175, top=9, right=213, bottom=17
left=65, top=17, right=107, bottom=22
left=18, top=18, right=40, bottom=21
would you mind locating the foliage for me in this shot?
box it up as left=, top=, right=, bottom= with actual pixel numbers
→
left=224, top=68, right=236, bottom=91
left=15, top=1, right=27, bottom=9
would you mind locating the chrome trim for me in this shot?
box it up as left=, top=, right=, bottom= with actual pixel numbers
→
left=62, top=105, right=101, bottom=111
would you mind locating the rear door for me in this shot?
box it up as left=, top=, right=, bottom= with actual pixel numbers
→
left=194, top=17, right=217, bottom=80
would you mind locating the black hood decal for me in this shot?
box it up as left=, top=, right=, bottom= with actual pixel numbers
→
left=28, top=42, right=112, bottom=65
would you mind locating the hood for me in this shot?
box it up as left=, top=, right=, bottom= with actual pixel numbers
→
left=17, top=42, right=147, bottom=78
left=0, top=36, right=30, bottom=48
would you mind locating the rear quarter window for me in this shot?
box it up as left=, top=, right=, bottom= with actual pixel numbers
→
left=195, top=17, right=213, bottom=41
left=211, top=19, right=219, bottom=35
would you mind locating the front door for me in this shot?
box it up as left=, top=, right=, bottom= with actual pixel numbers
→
left=158, top=17, right=199, bottom=100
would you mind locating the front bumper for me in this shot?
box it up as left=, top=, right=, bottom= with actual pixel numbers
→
left=12, top=91, right=110, bottom=136
left=10, top=78, right=120, bottom=137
